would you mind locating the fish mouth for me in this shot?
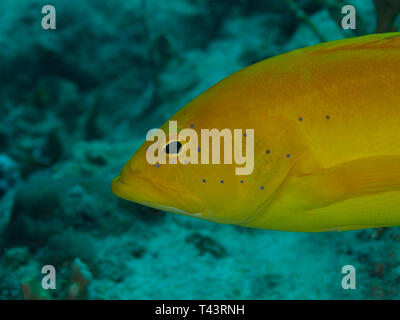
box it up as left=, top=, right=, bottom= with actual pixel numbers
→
left=111, top=173, right=205, bottom=216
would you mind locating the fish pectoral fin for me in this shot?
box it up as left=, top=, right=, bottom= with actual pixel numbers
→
left=284, top=155, right=400, bottom=210
left=244, top=155, right=400, bottom=231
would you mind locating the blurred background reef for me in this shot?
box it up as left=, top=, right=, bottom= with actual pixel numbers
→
left=0, top=0, right=400, bottom=299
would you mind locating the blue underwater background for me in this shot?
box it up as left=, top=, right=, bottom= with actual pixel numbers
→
left=1, top=0, right=400, bottom=300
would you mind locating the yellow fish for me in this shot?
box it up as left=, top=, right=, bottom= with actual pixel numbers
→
left=112, top=33, right=400, bottom=232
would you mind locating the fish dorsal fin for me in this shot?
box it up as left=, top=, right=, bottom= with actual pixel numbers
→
left=291, top=32, right=400, bottom=56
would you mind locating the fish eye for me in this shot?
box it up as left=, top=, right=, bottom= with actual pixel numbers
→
left=164, top=141, right=183, bottom=154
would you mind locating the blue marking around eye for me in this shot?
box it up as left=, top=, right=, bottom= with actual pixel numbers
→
left=326, top=115, right=330, bottom=119
left=240, top=180, right=244, bottom=183
left=260, top=186, right=264, bottom=190
left=299, top=117, right=303, bottom=121
left=190, top=124, right=194, bottom=128
left=202, top=179, right=206, bottom=183
left=286, top=154, right=290, bottom=158
left=244, top=133, right=247, bottom=137
left=220, top=180, right=224, bottom=184
left=197, top=147, right=201, bottom=152
left=266, top=150, right=270, bottom=154
left=156, top=164, right=160, bottom=168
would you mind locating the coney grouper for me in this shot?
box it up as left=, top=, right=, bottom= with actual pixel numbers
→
left=112, top=33, right=400, bottom=232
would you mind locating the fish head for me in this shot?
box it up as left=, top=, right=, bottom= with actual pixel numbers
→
left=111, top=115, right=261, bottom=225
left=111, top=68, right=298, bottom=227
left=111, top=145, right=206, bottom=219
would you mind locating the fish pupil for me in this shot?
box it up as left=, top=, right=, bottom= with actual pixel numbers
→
left=165, top=141, right=183, bottom=154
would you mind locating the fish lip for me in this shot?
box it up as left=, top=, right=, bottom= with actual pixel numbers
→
left=118, top=173, right=188, bottom=198
left=111, top=174, right=206, bottom=215
left=111, top=176, right=129, bottom=200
